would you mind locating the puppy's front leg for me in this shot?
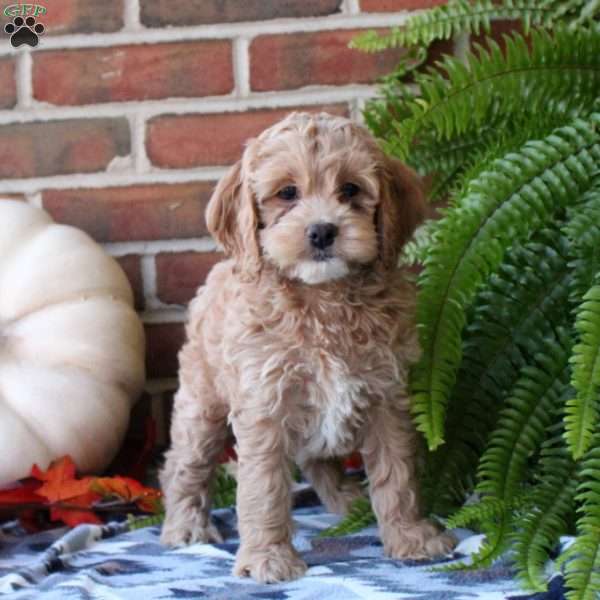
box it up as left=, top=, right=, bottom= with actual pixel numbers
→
left=232, top=413, right=307, bottom=583
left=160, top=386, right=227, bottom=546
left=361, top=394, right=456, bottom=560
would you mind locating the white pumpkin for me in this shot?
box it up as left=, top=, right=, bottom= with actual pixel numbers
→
left=0, top=199, right=145, bottom=485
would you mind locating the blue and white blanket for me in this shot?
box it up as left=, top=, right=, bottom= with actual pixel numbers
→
left=0, top=506, right=567, bottom=599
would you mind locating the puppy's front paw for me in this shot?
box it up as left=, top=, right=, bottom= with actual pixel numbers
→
left=383, top=519, right=457, bottom=560
left=161, top=511, right=223, bottom=546
left=233, top=543, right=307, bottom=583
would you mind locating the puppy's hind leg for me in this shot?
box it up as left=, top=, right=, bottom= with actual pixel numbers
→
left=300, top=458, right=365, bottom=515
left=159, top=385, right=228, bottom=546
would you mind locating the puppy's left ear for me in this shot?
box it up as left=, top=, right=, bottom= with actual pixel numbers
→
left=205, top=156, right=261, bottom=279
left=377, top=156, right=426, bottom=270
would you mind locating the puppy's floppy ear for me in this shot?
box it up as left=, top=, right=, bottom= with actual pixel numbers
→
left=377, top=156, right=426, bottom=270
left=205, top=158, right=261, bottom=279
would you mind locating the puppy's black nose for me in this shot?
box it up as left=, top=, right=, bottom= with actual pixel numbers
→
left=307, top=223, right=338, bottom=249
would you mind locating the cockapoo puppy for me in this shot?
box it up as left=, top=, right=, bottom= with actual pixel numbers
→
left=159, top=112, right=456, bottom=583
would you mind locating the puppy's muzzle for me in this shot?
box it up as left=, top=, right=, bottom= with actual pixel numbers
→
left=307, top=222, right=338, bottom=250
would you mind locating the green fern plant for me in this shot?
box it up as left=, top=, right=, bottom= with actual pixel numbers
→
left=127, top=465, right=237, bottom=532
left=318, top=497, right=375, bottom=538
left=350, top=0, right=597, bottom=53
left=343, top=2, right=600, bottom=598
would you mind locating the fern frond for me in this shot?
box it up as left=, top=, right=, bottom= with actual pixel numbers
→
left=565, top=438, right=600, bottom=600
left=213, top=465, right=237, bottom=509
left=362, top=47, right=424, bottom=141
left=565, top=525, right=600, bottom=600
left=127, top=512, right=165, bottom=530
left=350, top=0, right=557, bottom=52
left=548, top=0, right=600, bottom=26
left=435, top=334, right=571, bottom=571
left=564, top=182, right=600, bottom=256
left=392, top=28, right=600, bottom=158
left=440, top=517, right=512, bottom=571
left=426, top=230, right=574, bottom=514
left=513, top=431, right=577, bottom=591
left=404, top=112, right=575, bottom=201
left=476, top=330, right=572, bottom=500
left=446, top=495, right=529, bottom=529
left=562, top=182, right=600, bottom=459
left=564, top=180, right=600, bottom=299
left=400, top=219, right=437, bottom=266
left=318, top=497, right=376, bottom=538
left=412, top=115, right=600, bottom=450
left=565, top=281, right=600, bottom=459
left=405, top=127, right=501, bottom=197
left=575, top=0, right=600, bottom=24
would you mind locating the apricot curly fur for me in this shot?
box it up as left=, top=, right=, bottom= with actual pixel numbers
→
left=160, top=112, right=456, bottom=583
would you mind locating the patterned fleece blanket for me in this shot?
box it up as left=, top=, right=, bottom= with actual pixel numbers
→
left=0, top=504, right=568, bottom=600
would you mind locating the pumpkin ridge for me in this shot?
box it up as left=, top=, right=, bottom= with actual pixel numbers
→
left=0, top=364, right=130, bottom=473
left=2, top=288, right=133, bottom=327
left=0, top=200, right=144, bottom=483
left=4, top=299, right=145, bottom=398
left=0, top=387, right=54, bottom=460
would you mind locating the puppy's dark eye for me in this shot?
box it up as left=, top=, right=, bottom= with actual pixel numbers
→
left=276, top=186, right=298, bottom=201
left=340, top=183, right=361, bottom=199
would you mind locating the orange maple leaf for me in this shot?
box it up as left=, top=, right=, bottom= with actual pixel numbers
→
left=29, top=456, right=102, bottom=526
left=31, top=456, right=96, bottom=502
left=49, top=491, right=103, bottom=527
left=93, top=476, right=162, bottom=513
left=0, top=479, right=44, bottom=505
left=2, top=455, right=162, bottom=528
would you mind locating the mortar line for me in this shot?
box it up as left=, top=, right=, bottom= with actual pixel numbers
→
left=0, top=168, right=227, bottom=194
left=15, top=50, right=32, bottom=109
left=233, top=37, right=251, bottom=98
left=0, top=11, right=413, bottom=54
left=131, top=112, right=151, bottom=173
left=344, top=0, right=362, bottom=15
left=140, top=309, right=188, bottom=324
left=140, top=254, right=162, bottom=310
left=0, top=84, right=381, bottom=125
left=104, top=237, right=218, bottom=258
left=123, top=0, right=142, bottom=31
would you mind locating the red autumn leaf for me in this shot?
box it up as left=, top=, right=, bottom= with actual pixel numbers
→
left=31, top=455, right=76, bottom=482
left=50, top=507, right=102, bottom=527
left=93, top=476, right=145, bottom=500
left=3, top=455, right=162, bottom=529
left=50, top=496, right=103, bottom=527
left=344, top=452, right=363, bottom=470
left=31, top=457, right=94, bottom=501
left=49, top=489, right=103, bottom=526
left=0, top=479, right=44, bottom=505
left=27, top=456, right=103, bottom=526
left=219, top=444, right=237, bottom=463
left=38, top=476, right=95, bottom=503
left=32, top=456, right=97, bottom=503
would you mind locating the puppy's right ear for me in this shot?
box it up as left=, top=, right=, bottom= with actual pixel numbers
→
left=205, top=159, right=261, bottom=278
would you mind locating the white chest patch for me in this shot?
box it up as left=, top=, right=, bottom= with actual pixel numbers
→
left=294, top=372, right=371, bottom=462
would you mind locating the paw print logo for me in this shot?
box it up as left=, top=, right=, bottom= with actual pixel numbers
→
left=4, top=16, right=45, bottom=48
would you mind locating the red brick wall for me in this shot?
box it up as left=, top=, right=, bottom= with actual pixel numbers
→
left=0, top=0, right=453, bottom=447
